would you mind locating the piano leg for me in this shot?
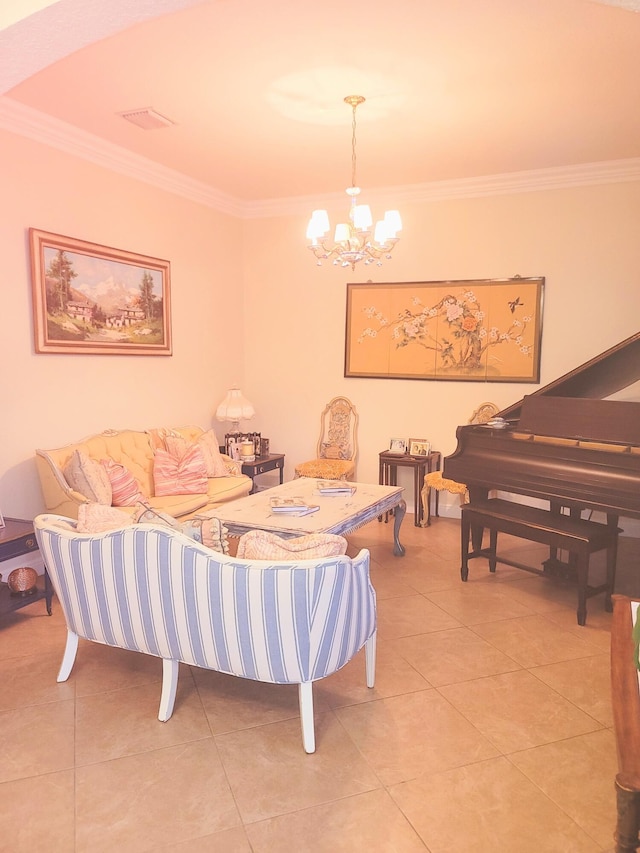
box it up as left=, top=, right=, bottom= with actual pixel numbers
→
left=489, top=529, right=498, bottom=573
left=468, top=486, right=489, bottom=552
left=606, top=514, right=620, bottom=612
left=461, top=512, right=470, bottom=581
left=460, top=510, right=493, bottom=580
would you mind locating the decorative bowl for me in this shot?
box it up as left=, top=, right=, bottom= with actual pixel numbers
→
left=6, top=566, right=38, bottom=596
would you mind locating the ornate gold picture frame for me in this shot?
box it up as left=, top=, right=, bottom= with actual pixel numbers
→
left=345, top=277, right=544, bottom=382
left=30, top=228, right=172, bottom=355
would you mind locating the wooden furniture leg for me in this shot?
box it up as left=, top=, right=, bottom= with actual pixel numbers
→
left=615, top=776, right=640, bottom=852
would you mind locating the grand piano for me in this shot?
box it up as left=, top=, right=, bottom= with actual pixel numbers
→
left=444, top=331, right=640, bottom=853
left=443, top=330, right=640, bottom=524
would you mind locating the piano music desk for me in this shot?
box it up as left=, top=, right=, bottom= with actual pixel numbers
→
left=461, top=498, right=620, bottom=626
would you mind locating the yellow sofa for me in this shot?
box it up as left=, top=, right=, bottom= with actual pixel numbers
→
left=35, top=426, right=252, bottom=520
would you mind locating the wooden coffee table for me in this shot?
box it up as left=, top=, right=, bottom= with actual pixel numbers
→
left=205, top=479, right=407, bottom=556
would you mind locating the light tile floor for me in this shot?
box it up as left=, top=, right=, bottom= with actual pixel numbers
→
left=2, top=516, right=638, bottom=852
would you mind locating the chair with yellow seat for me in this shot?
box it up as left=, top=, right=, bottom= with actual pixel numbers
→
left=295, top=396, right=359, bottom=481
left=421, top=402, right=499, bottom=525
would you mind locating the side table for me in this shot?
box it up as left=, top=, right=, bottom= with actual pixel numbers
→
left=379, top=450, right=441, bottom=527
left=241, top=453, right=285, bottom=494
left=0, top=517, right=52, bottom=617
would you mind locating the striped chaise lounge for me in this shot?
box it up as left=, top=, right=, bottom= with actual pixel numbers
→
left=33, top=514, right=377, bottom=753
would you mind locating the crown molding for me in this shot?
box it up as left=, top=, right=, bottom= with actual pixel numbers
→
left=248, top=158, right=640, bottom=218
left=2, top=96, right=640, bottom=220
left=0, top=96, right=243, bottom=217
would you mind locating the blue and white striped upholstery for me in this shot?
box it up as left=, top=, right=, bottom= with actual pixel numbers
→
left=34, top=514, right=376, bottom=752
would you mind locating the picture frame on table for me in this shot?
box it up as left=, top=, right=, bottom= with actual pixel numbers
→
left=0, top=509, right=4, bottom=528
left=409, top=438, right=431, bottom=456
left=389, top=438, right=407, bottom=454
left=29, top=228, right=172, bottom=355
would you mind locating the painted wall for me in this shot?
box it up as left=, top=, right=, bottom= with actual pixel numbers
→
left=243, top=181, right=640, bottom=516
left=1, top=127, right=243, bottom=519
left=2, top=122, right=640, bottom=522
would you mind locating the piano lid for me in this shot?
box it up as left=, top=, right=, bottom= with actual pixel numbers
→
left=499, top=331, right=640, bottom=421
left=517, top=395, right=640, bottom=445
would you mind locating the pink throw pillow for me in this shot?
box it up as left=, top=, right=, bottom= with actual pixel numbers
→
left=197, top=429, right=228, bottom=477
left=77, top=503, right=134, bottom=533
left=236, top=530, right=348, bottom=560
left=153, top=444, right=208, bottom=496
left=100, top=459, right=145, bottom=506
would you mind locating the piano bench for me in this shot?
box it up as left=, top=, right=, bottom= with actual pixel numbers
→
left=461, top=498, right=620, bottom=626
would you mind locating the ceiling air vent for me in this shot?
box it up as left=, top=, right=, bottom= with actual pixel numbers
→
left=118, top=108, right=176, bottom=130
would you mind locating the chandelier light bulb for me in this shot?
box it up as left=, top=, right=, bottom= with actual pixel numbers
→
left=306, top=95, right=402, bottom=270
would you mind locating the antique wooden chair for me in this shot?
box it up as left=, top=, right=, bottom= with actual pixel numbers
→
left=421, top=402, right=499, bottom=524
left=294, top=396, right=359, bottom=481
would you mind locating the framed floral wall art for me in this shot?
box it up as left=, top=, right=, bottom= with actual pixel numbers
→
left=30, top=228, right=172, bottom=355
left=345, top=277, right=544, bottom=382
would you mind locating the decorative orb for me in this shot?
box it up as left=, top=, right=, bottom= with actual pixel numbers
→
left=7, top=566, right=38, bottom=595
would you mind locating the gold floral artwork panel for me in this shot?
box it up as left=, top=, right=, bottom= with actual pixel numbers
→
left=344, top=277, right=544, bottom=382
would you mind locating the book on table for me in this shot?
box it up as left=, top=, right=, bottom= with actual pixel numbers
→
left=269, top=497, right=320, bottom=516
left=316, top=480, right=357, bottom=495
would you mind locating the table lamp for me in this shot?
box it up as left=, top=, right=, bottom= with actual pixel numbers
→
left=216, top=388, right=255, bottom=460
left=215, top=387, right=255, bottom=433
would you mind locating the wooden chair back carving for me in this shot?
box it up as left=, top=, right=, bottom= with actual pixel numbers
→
left=316, top=396, right=359, bottom=462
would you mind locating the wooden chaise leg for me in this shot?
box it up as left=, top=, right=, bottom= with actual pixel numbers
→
left=298, top=681, right=315, bottom=754
left=57, top=629, right=79, bottom=682
left=158, top=658, right=180, bottom=722
left=365, top=632, right=377, bottom=688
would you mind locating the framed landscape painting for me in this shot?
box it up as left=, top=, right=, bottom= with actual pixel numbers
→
left=345, top=277, right=544, bottom=382
left=30, top=228, right=172, bottom=355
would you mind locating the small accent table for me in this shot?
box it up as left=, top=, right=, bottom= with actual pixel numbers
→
left=0, top=517, right=53, bottom=617
left=241, top=453, right=285, bottom=494
left=379, top=450, right=441, bottom=527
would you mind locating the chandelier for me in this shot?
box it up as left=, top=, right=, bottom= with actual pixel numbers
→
left=306, top=95, right=402, bottom=270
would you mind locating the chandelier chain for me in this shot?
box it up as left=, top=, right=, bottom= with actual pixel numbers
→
left=351, top=100, right=358, bottom=190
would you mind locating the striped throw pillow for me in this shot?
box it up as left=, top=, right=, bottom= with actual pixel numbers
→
left=100, top=459, right=145, bottom=506
left=153, top=445, right=208, bottom=496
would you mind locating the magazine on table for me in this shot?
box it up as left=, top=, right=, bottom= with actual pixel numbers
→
left=316, top=480, right=357, bottom=495
left=269, top=497, right=320, bottom=516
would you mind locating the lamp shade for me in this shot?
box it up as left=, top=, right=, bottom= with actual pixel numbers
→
left=216, top=387, right=255, bottom=423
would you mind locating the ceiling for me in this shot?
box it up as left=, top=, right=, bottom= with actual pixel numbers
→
left=2, top=0, right=640, bottom=212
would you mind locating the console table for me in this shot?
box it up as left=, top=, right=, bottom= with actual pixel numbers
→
left=241, top=453, right=285, bottom=493
left=379, top=450, right=441, bottom=527
left=0, top=517, right=52, bottom=617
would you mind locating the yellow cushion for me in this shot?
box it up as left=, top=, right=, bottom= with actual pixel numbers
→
left=424, top=471, right=467, bottom=495
left=295, top=459, right=355, bottom=480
